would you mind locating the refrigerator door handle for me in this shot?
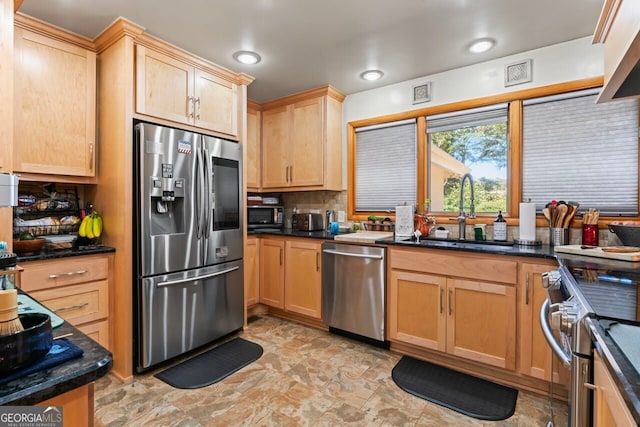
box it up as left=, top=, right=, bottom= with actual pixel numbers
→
left=195, top=143, right=205, bottom=239
left=156, top=266, right=240, bottom=288
left=203, top=146, right=212, bottom=239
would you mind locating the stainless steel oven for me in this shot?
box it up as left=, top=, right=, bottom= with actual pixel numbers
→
left=540, top=267, right=593, bottom=427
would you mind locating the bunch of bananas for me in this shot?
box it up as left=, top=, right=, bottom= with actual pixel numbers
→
left=78, top=212, right=103, bottom=239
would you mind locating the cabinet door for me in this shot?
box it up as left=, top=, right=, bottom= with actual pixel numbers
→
left=244, top=237, right=259, bottom=307
left=259, top=238, right=285, bottom=308
left=284, top=239, right=321, bottom=319
left=261, top=105, right=290, bottom=188
left=194, top=69, right=238, bottom=137
left=519, top=261, right=568, bottom=384
left=593, top=352, right=636, bottom=427
left=290, top=97, right=324, bottom=187
left=136, top=45, right=194, bottom=126
left=246, top=106, right=261, bottom=189
left=446, top=278, right=516, bottom=370
left=14, top=27, right=96, bottom=176
left=388, top=270, right=446, bottom=351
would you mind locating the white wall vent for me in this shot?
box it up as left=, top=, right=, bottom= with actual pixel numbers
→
left=412, top=81, right=432, bottom=104
left=504, top=59, right=532, bottom=87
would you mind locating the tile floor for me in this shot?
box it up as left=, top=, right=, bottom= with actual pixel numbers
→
left=94, top=315, right=568, bottom=426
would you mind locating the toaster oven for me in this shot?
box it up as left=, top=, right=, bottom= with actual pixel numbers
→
left=247, top=205, right=283, bottom=229
left=292, top=213, right=324, bottom=231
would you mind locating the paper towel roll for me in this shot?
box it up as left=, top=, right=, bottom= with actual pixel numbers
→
left=519, top=202, right=537, bottom=242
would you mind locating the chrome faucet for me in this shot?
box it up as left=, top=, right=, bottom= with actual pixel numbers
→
left=456, top=173, right=475, bottom=240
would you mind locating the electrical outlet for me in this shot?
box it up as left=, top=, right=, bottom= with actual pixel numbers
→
left=337, top=211, right=346, bottom=223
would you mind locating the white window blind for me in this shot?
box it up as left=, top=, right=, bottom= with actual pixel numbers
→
left=355, top=120, right=417, bottom=211
left=522, top=91, right=639, bottom=215
left=426, top=103, right=509, bottom=133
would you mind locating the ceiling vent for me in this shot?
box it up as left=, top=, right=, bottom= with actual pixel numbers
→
left=412, top=82, right=432, bottom=104
left=504, top=59, right=532, bottom=87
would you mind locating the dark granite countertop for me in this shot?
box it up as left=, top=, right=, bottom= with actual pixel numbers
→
left=249, top=229, right=557, bottom=260
left=248, top=228, right=347, bottom=240
left=16, top=245, right=115, bottom=262
left=0, top=308, right=112, bottom=405
left=587, top=318, right=640, bottom=424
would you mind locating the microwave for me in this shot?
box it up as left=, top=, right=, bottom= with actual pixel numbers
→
left=247, top=205, right=284, bottom=229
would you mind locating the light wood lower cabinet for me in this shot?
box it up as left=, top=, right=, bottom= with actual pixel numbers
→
left=20, top=253, right=112, bottom=349
left=388, top=249, right=516, bottom=370
left=284, top=239, right=322, bottom=319
left=518, top=260, right=568, bottom=386
left=257, top=237, right=323, bottom=320
left=245, top=236, right=259, bottom=307
left=39, top=383, right=94, bottom=427
left=593, top=352, right=636, bottom=427
left=259, top=238, right=285, bottom=309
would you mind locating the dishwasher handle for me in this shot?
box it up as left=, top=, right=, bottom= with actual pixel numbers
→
left=322, top=249, right=383, bottom=260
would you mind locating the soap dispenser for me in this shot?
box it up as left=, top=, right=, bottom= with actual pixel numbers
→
left=494, top=211, right=507, bottom=241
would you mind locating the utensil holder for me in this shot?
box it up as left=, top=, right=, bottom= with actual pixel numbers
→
left=550, top=227, right=569, bottom=246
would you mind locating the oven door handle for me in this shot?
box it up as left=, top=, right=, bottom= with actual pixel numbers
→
left=540, top=299, right=572, bottom=370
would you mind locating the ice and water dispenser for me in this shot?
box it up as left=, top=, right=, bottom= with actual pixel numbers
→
left=148, top=162, right=186, bottom=235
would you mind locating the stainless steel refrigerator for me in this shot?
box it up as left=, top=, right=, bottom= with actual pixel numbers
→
left=133, top=122, right=244, bottom=372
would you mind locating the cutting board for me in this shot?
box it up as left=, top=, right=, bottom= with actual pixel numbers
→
left=333, top=231, right=394, bottom=244
left=554, top=245, right=640, bottom=262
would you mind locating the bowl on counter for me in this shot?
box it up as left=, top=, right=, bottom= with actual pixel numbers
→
left=12, top=238, right=45, bottom=255
left=608, top=222, right=640, bottom=246
left=0, top=313, right=53, bottom=375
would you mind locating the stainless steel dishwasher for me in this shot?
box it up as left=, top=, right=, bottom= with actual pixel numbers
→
left=322, top=242, right=387, bottom=345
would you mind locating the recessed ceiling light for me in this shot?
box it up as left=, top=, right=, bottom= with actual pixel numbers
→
left=233, top=50, right=261, bottom=65
left=467, top=38, right=496, bottom=54
left=360, top=70, right=384, bottom=81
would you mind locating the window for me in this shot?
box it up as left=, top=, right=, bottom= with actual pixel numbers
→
left=354, top=120, right=417, bottom=212
left=426, top=104, right=509, bottom=214
left=522, top=90, right=639, bottom=215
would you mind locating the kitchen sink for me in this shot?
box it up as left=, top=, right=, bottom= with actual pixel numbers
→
left=401, top=237, right=514, bottom=250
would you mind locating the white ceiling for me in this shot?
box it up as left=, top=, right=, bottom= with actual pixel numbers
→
left=19, top=0, right=605, bottom=103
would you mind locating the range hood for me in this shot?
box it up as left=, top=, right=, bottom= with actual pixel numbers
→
left=593, top=0, right=640, bottom=103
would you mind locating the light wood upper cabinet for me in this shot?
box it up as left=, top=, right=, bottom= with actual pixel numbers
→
left=14, top=24, right=96, bottom=177
left=259, top=238, right=285, bottom=309
left=388, top=247, right=517, bottom=370
left=246, top=102, right=261, bottom=190
left=136, top=45, right=239, bottom=138
left=284, top=239, right=322, bottom=319
left=593, top=0, right=640, bottom=102
left=245, top=236, right=259, bottom=307
left=262, top=105, right=290, bottom=187
left=260, top=86, right=344, bottom=192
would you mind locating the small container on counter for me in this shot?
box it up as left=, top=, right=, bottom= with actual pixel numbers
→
left=493, top=211, right=507, bottom=241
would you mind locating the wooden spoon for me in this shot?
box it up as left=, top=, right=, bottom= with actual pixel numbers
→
left=555, top=204, right=568, bottom=228
left=563, top=204, right=575, bottom=228
left=542, top=208, right=551, bottom=223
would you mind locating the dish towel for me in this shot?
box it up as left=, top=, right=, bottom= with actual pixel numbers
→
left=0, top=338, right=84, bottom=385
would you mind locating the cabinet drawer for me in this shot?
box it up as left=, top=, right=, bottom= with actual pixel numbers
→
left=77, top=319, right=110, bottom=350
left=21, top=255, right=109, bottom=291
left=28, top=280, right=109, bottom=326
left=389, top=248, right=517, bottom=285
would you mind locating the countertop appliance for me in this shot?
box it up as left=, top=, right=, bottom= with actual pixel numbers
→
left=133, top=122, right=244, bottom=372
left=292, top=213, right=324, bottom=231
left=541, top=256, right=640, bottom=426
left=322, top=242, right=387, bottom=345
left=247, top=205, right=283, bottom=230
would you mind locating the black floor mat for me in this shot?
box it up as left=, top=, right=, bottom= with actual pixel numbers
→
left=155, top=338, right=263, bottom=389
left=391, top=356, right=518, bottom=421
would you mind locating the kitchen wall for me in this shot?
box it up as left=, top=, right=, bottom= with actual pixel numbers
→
left=328, top=36, right=607, bottom=242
